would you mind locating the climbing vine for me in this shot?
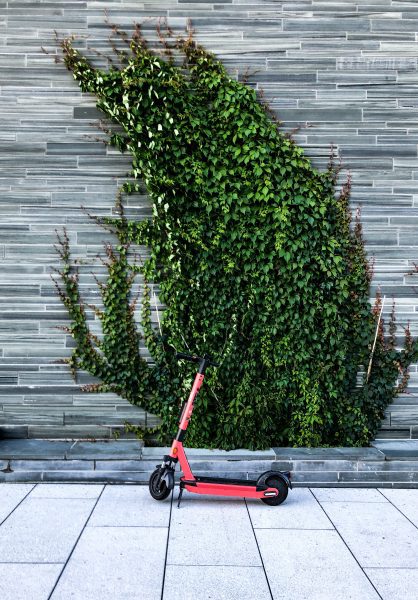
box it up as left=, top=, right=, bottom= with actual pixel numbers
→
left=54, top=20, right=418, bottom=449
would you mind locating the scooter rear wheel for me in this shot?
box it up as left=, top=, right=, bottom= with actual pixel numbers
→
left=261, top=476, right=288, bottom=506
left=149, top=468, right=171, bottom=501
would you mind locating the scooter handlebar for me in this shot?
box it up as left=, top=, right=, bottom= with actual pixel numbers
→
left=175, top=352, right=219, bottom=367
left=175, top=352, right=200, bottom=363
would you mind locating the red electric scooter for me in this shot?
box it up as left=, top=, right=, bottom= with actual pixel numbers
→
left=149, top=353, right=292, bottom=507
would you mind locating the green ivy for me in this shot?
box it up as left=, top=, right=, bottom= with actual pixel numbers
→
left=54, top=23, right=418, bottom=449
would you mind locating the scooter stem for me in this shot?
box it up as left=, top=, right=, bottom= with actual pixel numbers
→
left=169, top=371, right=204, bottom=465
left=179, top=372, right=204, bottom=431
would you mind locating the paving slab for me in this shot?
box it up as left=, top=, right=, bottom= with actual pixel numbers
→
left=65, top=440, right=143, bottom=460
left=0, top=483, right=34, bottom=523
left=0, top=497, right=97, bottom=563
left=287, top=471, right=341, bottom=485
left=50, top=526, right=167, bottom=600
left=0, top=471, right=44, bottom=483
left=0, top=563, right=62, bottom=600
left=167, top=493, right=261, bottom=567
left=94, top=459, right=155, bottom=471
left=339, top=471, right=418, bottom=483
left=247, top=488, right=333, bottom=530
left=379, top=489, right=418, bottom=527
left=311, top=488, right=387, bottom=503
left=256, top=529, right=380, bottom=600
left=10, top=459, right=95, bottom=471
left=364, top=568, right=418, bottom=600
left=291, top=459, right=358, bottom=471
left=41, top=470, right=150, bottom=483
left=89, top=485, right=171, bottom=527
left=273, top=447, right=385, bottom=461
left=163, top=565, right=271, bottom=600
left=320, top=500, right=418, bottom=568
left=140, top=447, right=172, bottom=458
left=30, top=484, right=104, bottom=499
left=372, top=440, right=418, bottom=459
left=358, top=459, right=418, bottom=472
left=0, top=439, right=71, bottom=459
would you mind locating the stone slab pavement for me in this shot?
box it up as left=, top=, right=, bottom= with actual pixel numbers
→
left=0, top=484, right=417, bottom=600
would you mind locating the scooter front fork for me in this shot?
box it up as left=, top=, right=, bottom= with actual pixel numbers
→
left=156, top=454, right=177, bottom=492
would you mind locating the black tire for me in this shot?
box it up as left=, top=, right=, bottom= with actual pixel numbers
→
left=149, top=468, right=171, bottom=501
left=261, top=476, right=288, bottom=506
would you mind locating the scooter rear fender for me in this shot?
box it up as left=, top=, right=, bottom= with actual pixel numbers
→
left=256, top=470, right=292, bottom=490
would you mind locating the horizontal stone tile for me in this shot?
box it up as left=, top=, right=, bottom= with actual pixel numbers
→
left=390, top=410, right=418, bottom=425
left=321, top=500, right=418, bottom=568
left=0, top=414, right=64, bottom=425
left=0, top=439, right=72, bottom=459
left=289, top=471, right=339, bottom=484
left=365, top=568, right=418, bottom=600
left=63, top=411, right=146, bottom=425
left=0, top=425, right=28, bottom=438
left=283, top=17, right=371, bottom=32
left=10, top=459, right=95, bottom=471
left=0, top=564, right=62, bottom=600
left=41, top=470, right=150, bottom=483
left=371, top=18, right=418, bottom=32
left=273, top=447, right=385, bottom=461
left=358, top=460, right=418, bottom=472
left=372, top=440, right=418, bottom=459
left=339, top=471, right=418, bottom=483
left=247, top=487, right=332, bottom=529
left=46, top=142, right=106, bottom=155
left=89, top=484, right=170, bottom=527
left=163, top=565, right=270, bottom=600
left=0, top=471, right=44, bottom=482
left=0, top=496, right=96, bottom=562
left=0, top=483, right=34, bottom=523
left=66, top=440, right=143, bottom=459
left=50, top=525, right=167, bottom=600
left=30, top=483, right=104, bottom=499
left=379, top=488, right=418, bottom=527
left=94, top=459, right=152, bottom=471
left=311, top=488, right=387, bottom=502
left=375, top=428, right=412, bottom=440
left=73, top=106, right=106, bottom=119
left=27, top=425, right=111, bottom=438
left=292, top=460, right=359, bottom=472
left=257, top=529, right=380, bottom=600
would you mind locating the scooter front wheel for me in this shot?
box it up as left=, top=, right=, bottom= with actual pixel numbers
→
left=149, top=468, right=171, bottom=501
left=261, top=476, right=288, bottom=506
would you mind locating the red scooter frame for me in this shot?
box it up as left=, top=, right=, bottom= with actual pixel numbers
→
left=149, top=353, right=292, bottom=507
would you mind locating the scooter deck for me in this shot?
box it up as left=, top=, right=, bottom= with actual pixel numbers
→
left=183, top=476, right=258, bottom=487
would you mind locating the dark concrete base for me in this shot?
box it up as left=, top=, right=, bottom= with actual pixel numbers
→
left=1, top=439, right=418, bottom=488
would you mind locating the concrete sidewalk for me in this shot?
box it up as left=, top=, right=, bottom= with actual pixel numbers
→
left=0, top=484, right=417, bottom=600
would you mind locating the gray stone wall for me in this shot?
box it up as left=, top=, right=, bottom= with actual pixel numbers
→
left=1, top=0, right=418, bottom=440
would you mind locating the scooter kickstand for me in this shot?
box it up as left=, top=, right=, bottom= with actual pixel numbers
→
left=177, top=486, right=184, bottom=509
